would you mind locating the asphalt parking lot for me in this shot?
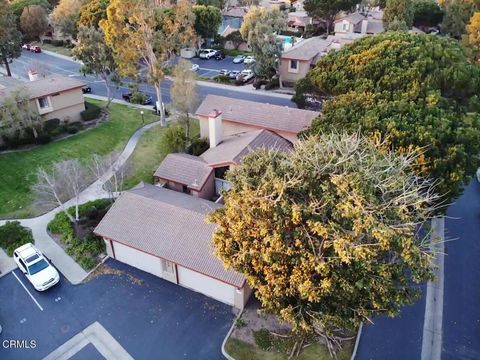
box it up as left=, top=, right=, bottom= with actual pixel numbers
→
left=189, top=56, right=247, bottom=79
left=0, top=259, right=236, bottom=360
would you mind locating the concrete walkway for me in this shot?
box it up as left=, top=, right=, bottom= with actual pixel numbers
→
left=0, top=120, right=162, bottom=284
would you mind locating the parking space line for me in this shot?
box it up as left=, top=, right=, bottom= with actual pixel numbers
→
left=12, top=271, right=44, bottom=311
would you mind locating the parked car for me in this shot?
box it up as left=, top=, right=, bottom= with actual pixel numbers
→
left=219, top=69, right=230, bottom=76
left=191, top=63, right=200, bottom=72
left=30, top=46, right=42, bottom=53
left=199, top=49, right=217, bottom=59
left=13, top=243, right=60, bottom=291
left=244, top=56, right=255, bottom=65
left=122, top=91, right=153, bottom=105
left=237, top=69, right=254, bottom=82
left=232, top=55, right=245, bottom=64
left=214, top=50, right=225, bottom=60
left=228, top=70, right=241, bottom=79
left=82, top=86, right=92, bottom=94
left=22, top=44, right=31, bottom=50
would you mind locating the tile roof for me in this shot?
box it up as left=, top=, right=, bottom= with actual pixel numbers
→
left=201, top=129, right=293, bottom=166
left=0, top=75, right=84, bottom=105
left=26, top=75, right=85, bottom=99
left=281, top=37, right=333, bottom=61
left=154, top=153, right=213, bottom=191
left=94, top=184, right=245, bottom=287
left=336, top=12, right=366, bottom=25
left=195, top=95, right=318, bottom=135
left=366, top=20, right=384, bottom=34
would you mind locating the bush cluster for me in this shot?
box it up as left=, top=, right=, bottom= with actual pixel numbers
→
left=80, top=102, right=102, bottom=121
left=0, top=221, right=34, bottom=257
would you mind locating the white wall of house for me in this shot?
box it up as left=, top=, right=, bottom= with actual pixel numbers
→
left=177, top=266, right=236, bottom=306
left=113, top=241, right=163, bottom=278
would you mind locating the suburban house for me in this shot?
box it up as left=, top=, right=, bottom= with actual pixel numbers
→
left=334, top=9, right=384, bottom=38
left=195, top=95, right=318, bottom=143
left=0, top=74, right=85, bottom=122
left=287, top=11, right=317, bottom=33
left=278, top=36, right=336, bottom=87
left=95, top=98, right=318, bottom=309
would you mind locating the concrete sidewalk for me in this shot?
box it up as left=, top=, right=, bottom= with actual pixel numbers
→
left=0, top=120, right=162, bottom=284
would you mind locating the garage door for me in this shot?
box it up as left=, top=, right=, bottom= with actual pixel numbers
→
left=113, top=242, right=162, bottom=278
left=177, top=266, right=235, bottom=305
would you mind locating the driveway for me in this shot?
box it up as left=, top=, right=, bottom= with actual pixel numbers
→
left=0, top=259, right=235, bottom=359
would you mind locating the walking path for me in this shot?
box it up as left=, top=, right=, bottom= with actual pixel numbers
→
left=0, top=120, right=162, bottom=284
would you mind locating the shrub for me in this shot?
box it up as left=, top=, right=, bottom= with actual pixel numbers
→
left=253, top=329, right=273, bottom=351
left=264, top=78, right=279, bottom=90
left=162, top=124, right=188, bottom=153
left=35, top=134, right=52, bottom=145
left=214, top=75, right=231, bottom=84
left=78, top=256, right=97, bottom=270
left=44, top=118, right=60, bottom=133
left=71, top=198, right=112, bottom=219
left=253, top=79, right=267, bottom=89
left=234, top=78, right=245, bottom=86
left=187, top=137, right=209, bottom=156
left=48, top=211, right=75, bottom=240
left=0, top=221, right=34, bottom=256
left=130, top=91, right=148, bottom=105
left=235, top=317, right=247, bottom=327
left=81, top=102, right=102, bottom=121
left=51, top=39, right=64, bottom=47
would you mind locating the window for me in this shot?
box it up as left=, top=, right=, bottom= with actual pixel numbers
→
left=38, top=97, right=49, bottom=109
left=343, top=21, right=349, bottom=31
left=288, top=59, right=299, bottom=73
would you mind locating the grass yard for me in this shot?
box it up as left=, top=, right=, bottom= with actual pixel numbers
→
left=0, top=100, right=157, bottom=219
left=33, top=42, right=73, bottom=57
left=123, top=119, right=200, bottom=189
left=225, top=338, right=353, bottom=360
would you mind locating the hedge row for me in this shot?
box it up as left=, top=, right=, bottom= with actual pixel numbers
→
left=0, top=221, right=34, bottom=257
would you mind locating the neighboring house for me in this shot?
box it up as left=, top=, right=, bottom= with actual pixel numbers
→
left=279, top=37, right=334, bottom=87
left=287, top=11, right=317, bottom=33
left=96, top=96, right=317, bottom=309
left=94, top=184, right=251, bottom=309
left=334, top=9, right=384, bottom=38
left=0, top=75, right=85, bottom=122
left=195, top=95, right=318, bottom=143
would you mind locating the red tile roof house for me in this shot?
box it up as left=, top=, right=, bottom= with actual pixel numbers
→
left=94, top=98, right=318, bottom=309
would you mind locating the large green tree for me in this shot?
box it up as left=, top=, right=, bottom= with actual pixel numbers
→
left=209, top=133, right=437, bottom=355
left=72, top=26, right=119, bottom=108
left=240, top=7, right=285, bottom=79
left=298, top=32, right=480, bottom=206
left=101, top=0, right=196, bottom=125
left=50, top=0, right=88, bottom=38
left=20, top=5, right=49, bottom=41
left=441, top=0, right=477, bottom=38
left=0, top=0, right=22, bottom=77
left=303, top=0, right=359, bottom=34
left=413, top=0, right=444, bottom=27
left=192, top=5, right=222, bottom=49
left=9, top=0, right=51, bottom=17
left=384, top=0, right=414, bottom=30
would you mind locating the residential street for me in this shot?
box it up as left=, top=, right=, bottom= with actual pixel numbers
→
left=356, top=180, right=480, bottom=360
left=5, top=50, right=295, bottom=108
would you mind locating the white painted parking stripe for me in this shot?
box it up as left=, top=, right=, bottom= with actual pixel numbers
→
left=12, top=271, right=44, bottom=311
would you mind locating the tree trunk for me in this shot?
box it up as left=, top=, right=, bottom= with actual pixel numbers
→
left=75, top=196, right=79, bottom=222
left=32, top=126, right=38, bottom=139
left=104, top=75, right=112, bottom=109
left=154, top=83, right=166, bottom=126
left=2, top=53, right=12, bottom=77
left=185, top=112, right=190, bottom=140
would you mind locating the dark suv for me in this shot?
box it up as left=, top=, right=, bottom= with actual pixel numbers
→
left=214, top=50, right=225, bottom=60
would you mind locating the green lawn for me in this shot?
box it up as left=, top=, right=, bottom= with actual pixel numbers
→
left=123, top=120, right=200, bottom=189
left=34, top=42, right=73, bottom=57
left=0, top=100, right=157, bottom=219
left=225, top=338, right=353, bottom=360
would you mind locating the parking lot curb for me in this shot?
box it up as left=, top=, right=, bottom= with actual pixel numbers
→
left=221, top=309, right=244, bottom=360
left=78, top=255, right=111, bottom=283
left=350, top=322, right=363, bottom=360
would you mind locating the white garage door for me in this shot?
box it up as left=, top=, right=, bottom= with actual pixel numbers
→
left=113, top=242, right=162, bottom=278
left=177, top=266, right=235, bottom=305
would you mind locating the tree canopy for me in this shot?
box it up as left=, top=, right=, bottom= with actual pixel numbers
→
left=77, top=0, right=109, bottom=29
left=240, top=7, right=285, bottom=78
left=20, top=5, right=49, bottom=40
left=384, top=0, right=414, bottom=30
left=467, top=11, right=480, bottom=60
left=209, top=133, right=437, bottom=344
left=50, top=0, right=88, bottom=38
left=413, top=0, right=444, bottom=27
left=0, top=0, right=22, bottom=76
left=303, top=0, right=359, bottom=34
left=441, top=0, right=477, bottom=38
left=299, top=32, right=480, bottom=206
left=9, top=0, right=51, bottom=17
left=192, top=5, right=222, bottom=47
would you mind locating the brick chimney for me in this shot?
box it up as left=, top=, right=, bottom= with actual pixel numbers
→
left=208, top=109, right=223, bottom=148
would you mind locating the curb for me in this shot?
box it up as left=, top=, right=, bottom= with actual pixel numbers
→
left=41, top=49, right=82, bottom=64
left=350, top=322, right=363, bottom=360
left=221, top=310, right=244, bottom=360
left=78, top=255, right=111, bottom=284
